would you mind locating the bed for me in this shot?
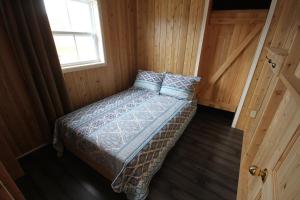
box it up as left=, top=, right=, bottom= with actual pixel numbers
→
left=54, top=85, right=197, bottom=200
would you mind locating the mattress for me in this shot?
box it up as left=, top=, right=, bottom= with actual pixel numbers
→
left=53, top=87, right=196, bottom=200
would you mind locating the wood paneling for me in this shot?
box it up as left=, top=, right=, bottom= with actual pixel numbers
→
left=197, top=10, right=267, bottom=112
left=247, top=78, right=300, bottom=200
left=236, top=0, right=300, bottom=132
left=244, top=37, right=300, bottom=198
left=236, top=0, right=300, bottom=198
left=136, top=0, right=206, bottom=76
left=63, top=0, right=137, bottom=109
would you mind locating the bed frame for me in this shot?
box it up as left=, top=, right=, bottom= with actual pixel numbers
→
left=64, top=140, right=114, bottom=181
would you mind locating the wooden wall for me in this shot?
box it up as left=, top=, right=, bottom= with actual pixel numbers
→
left=64, top=0, right=137, bottom=109
left=197, top=10, right=267, bottom=112
left=236, top=0, right=300, bottom=132
left=136, top=0, right=206, bottom=76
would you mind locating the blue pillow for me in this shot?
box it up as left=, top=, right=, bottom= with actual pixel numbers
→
left=160, top=73, right=200, bottom=100
left=133, top=70, right=164, bottom=92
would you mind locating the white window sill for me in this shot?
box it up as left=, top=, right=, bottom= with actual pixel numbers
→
left=61, top=62, right=107, bottom=73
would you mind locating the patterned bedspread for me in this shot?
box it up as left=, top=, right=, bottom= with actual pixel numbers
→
left=53, top=87, right=196, bottom=200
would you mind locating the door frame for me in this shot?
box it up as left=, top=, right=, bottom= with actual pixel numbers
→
left=194, top=0, right=211, bottom=76
left=231, top=0, right=278, bottom=128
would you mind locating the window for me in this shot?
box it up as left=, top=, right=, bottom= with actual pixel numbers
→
left=44, top=0, right=105, bottom=71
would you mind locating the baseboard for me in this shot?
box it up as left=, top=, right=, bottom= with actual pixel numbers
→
left=16, top=143, right=49, bottom=160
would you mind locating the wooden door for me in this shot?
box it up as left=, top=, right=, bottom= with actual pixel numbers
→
left=197, top=10, right=267, bottom=112
left=236, top=0, right=300, bottom=133
left=236, top=0, right=300, bottom=199
left=247, top=27, right=300, bottom=200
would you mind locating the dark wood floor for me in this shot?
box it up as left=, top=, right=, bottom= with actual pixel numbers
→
left=16, top=106, right=243, bottom=200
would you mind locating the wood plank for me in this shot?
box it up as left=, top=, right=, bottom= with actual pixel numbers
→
left=209, top=25, right=262, bottom=85
left=159, top=0, right=167, bottom=71
left=236, top=0, right=300, bottom=132
left=147, top=0, right=155, bottom=71
left=191, top=0, right=208, bottom=76
left=171, top=0, right=183, bottom=73
left=197, top=10, right=267, bottom=112
left=176, top=0, right=191, bottom=74
left=242, top=78, right=285, bottom=166
left=280, top=74, right=300, bottom=105
left=137, top=0, right=206, bottom=75
left=154, top=0, right=161, bottom=72
left=210, top=10, right=267, bottom=24
left=165, top=0, right=175, bottom=72
left=183, top=0, right=200, bottom=75
left=248, top=87, right=300, bottom=200
left=136, top=0, right=145, bottom=69
left=274, top=125, right=300, bottom=200
left=198, top=98, right=237, bottom=112
left=236, top=1, right=300, bottom=198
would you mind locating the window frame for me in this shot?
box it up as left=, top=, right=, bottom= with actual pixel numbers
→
left=46, top=0, right=107, bottom=73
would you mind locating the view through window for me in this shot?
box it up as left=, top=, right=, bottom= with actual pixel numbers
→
left=44, top=0, right=105, bottom=69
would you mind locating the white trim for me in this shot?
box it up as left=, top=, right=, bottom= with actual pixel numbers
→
left=231, top=0, right=278, bottom=128
left=53, top=31, right=94, bottom=35
left=16, top=143, right=48, bottom=159
left=95, top=0, right=107, bottom=69
left=194, top=0, right=210, bottom=76
left=62, top=62, right=107, bottom=73
left=61, top=59, right=102, bottom=68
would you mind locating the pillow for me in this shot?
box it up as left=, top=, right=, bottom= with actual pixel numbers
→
left=160, top=73, right=200, bottom=100
left=133, top=70, right=164, bottom=92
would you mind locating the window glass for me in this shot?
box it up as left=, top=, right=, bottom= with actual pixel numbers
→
left=75, top=35, right=98, bottom=62
left=44, top=0, right=105, bottom=68
left=53, top=35, right=77, bottom=65
left=44, top=0, right=70, bottom=31
left=68, top=1, right=93, bottom=32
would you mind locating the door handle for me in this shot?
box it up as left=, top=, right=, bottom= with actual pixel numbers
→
left=249, top=165, right=268, bottom=183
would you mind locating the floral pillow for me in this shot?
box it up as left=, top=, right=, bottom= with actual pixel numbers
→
left=133, top=70, right=164, bottom=92
left=160, top=73, right=200, bottom=100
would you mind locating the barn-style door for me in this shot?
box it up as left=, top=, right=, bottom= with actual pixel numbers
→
left=197, top=10, right=267, bottom=112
